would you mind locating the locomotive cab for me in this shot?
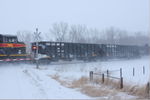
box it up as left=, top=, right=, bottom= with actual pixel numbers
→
left=0, top=34, right=18, bottom=43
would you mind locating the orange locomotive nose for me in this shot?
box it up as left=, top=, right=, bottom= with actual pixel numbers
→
left=7, top=44, right=13, bottom=47
left=0, top=43, right=26, bottom=47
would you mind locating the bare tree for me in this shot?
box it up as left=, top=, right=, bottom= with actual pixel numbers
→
left=69, top=24, right=87, bottom=43
left=134, top=32, right=150, bottom=46
left=116, top=30, right=128, bottom=45
left=50, top=22, right=68, bottom=42
left=43, top=32, right=54, bottom=41
left=104, top=27, right=118, bottom=44
left=87, top=28, right=106, bottom=44
left=17, top=30, right=34, bottom=53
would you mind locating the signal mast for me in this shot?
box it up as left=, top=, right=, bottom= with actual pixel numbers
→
left=34, top=28, right=41, bottom=69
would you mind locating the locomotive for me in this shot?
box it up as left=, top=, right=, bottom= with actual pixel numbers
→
left=0, top=34, right=31, bottom=62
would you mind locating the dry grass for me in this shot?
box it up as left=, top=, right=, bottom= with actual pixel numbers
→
left=121, top=83, right=150, bottom=98
left=50, top=74, right=60, bottom=80
left=50, top=74, right=72, bottom=87
left=49, top=74, right=150, bottom=100
left=70, top=76, right=89, bottom=88
left=70, top=77, right=117, bottom=97
left=94, top=77, right=121, bottom=89
left=92, top=76, right=150, bottom=98
left=81, top=85, right=118, bottom=97
left=49, top=75, right=118, bottom=97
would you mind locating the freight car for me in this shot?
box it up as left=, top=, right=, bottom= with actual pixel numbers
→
left=31, top=41, right=141, bottom=62
left=31, top=42, right=106, bottom=61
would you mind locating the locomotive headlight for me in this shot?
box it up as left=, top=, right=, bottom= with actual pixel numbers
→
left=32, top=46, right=37, bottom=50
left=18, top=50, right=22, bottom=54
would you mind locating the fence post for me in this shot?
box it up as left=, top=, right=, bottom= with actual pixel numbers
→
left=89, top=71, right=93, bottom=82
left=102, top=73, right=105, bottom=83
left=146, top=82, right=150, bottom=98
left=133, top=67, right=135, bottom=76
left=120, top=77, right=123, bottom=89
left=107, top=70, right=109, bottom=77
left=143, top=66, right=145, bottom=75
left=120, top=68, right=122, bottom=78
left=120, top=68, right=123, bottom=89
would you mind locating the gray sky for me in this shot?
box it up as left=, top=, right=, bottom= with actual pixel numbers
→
left=0, top=0, right=149, bottom=35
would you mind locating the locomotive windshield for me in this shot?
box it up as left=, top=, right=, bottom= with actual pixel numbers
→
left=0, top=34, right=18, bottom=43
left=0, top=35, right=2, bottom=43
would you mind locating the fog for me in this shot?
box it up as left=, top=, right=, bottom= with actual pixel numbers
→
left=0, top=0, right=149, bottom=35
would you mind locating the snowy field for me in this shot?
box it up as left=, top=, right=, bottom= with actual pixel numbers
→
left=47, top=56, right=150, bottom=85
left=0, top=64, right=90, bottom=99
left=0, top=56, right=149, bottom=99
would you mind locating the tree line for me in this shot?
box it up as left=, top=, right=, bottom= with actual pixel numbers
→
left=17, top=22, right=150, bottom=52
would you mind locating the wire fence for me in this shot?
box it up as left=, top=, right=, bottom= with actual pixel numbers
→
left=89, top=67, right=150, bottom=97
left=89, top=68, right=123, bottom=89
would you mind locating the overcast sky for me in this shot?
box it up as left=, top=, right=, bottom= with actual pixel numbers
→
left=0, top=0, right=149, bottom=35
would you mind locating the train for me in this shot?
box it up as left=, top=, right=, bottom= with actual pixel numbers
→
left=0, top=34, right=149, bottom=63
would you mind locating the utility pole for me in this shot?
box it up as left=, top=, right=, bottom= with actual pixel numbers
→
left=148, top=0, right=150, bottom=97
left=34, top=28, right=41, bottom=69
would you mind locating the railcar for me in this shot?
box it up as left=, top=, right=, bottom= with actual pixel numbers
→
left=31, top=41, right=141, bottom=62
left=31, top=42, right=106, bottom=62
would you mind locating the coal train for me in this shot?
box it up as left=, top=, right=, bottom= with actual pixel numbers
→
left=0, top=34, right=149, bottom=63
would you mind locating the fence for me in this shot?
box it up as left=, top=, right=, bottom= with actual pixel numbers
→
left=131, top=66, right=150, bottom=97
left=89, top=67, right=150, bottom=97
left=89, top=68, right=123, bottom=89
left=132, top=66, right=146, bottom=76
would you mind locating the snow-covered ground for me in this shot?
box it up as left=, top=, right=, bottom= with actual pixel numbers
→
left=0, top=56, right=149, bottom=99
left=0, top=64, right=90, bottom=99
left=46, top=56, right=150, bottom=85
left=100, top=56, right=150, bottom=85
